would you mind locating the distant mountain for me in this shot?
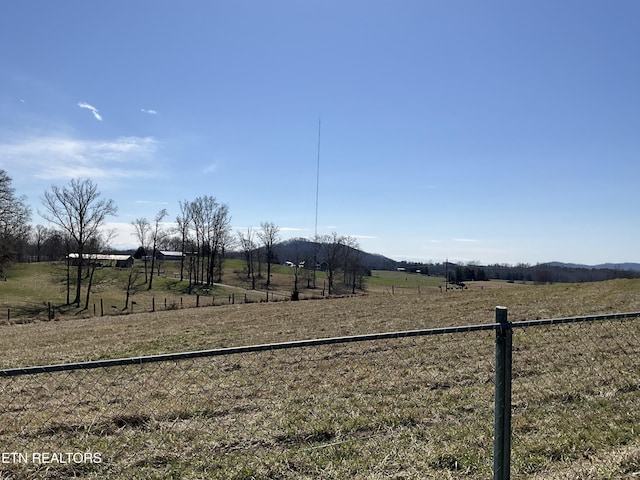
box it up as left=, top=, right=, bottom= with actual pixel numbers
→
left=546, top=261, right=640, bottom=272
left=594, top=263, right=640, bottom=272
left=545, top=262, right=591, bottom=269
left=397, top=260, right=640, bottom=284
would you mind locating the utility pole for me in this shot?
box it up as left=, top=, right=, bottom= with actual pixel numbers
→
left=445, top=258, right=448, bottom=292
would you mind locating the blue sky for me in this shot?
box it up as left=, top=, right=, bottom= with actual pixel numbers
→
left=1, top=1, right=639, bottom=265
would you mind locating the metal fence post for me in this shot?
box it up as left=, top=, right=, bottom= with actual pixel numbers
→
left=494, top=306, right=512, bottom=480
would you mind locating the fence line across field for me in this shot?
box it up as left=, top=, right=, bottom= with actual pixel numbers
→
left=4, top=310, right=637, bottom=378
left=4, top=288, right=314, bottom=323
left=1, top=308, right=639, bottom=479
left=0, top=323, right=498, bottom=378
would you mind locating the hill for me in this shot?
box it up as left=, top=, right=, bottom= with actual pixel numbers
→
left=231, top=237, right=398, bottom=272
left=395, top=260, right=640, bottom=284
left=548, top=261, right=640, bottom=272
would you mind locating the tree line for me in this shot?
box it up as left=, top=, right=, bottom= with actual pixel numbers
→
left=241, top=236, right=369, bottom=296
left=0, top=170, right=368, bottom=310
left=396, top=260, right=640, bottom=284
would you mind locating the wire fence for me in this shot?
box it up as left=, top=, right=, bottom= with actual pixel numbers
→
left=509, top=314, right=640, bottom=478
left=3, top=288, right=322, bottom=324
left=0, top=310, right=638, bottom=479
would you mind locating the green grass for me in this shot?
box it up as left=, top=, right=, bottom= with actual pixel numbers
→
left=0, top=260, right=328, bottom=322
left=0, top=261, right=455, bottom=324
left=369, top=270, right=445, bottom=288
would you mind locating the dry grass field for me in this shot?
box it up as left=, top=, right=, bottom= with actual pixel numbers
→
left=0, top=278, right=639, bottom=478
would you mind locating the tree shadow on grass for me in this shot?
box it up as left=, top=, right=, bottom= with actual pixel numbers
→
left=11, top=302, right=97, bottom=322
left=6, top=303, right=51, bottom=323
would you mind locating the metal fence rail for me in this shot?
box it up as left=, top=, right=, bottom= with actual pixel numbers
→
left=0, top=323, right=497, bottom=378
left=0, top=308, right=639, bottom=479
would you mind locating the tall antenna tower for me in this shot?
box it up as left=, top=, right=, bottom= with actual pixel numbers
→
left=314, top=117, right=321, bottom=240
left=313, top=117, right=321, bottom=289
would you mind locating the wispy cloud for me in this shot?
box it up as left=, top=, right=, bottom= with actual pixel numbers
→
left=350, top=234, right=377, bottom=239
left=78, top=102, right=103, bottom=121
left=453, top=238, right=480, bottom=243
left=280, top=227, right=309, bottom=233
left=141, top=108, right=158, bottom=115
left=0, top=134, right=159, bottom=181
left=202, top=162, right=219, bottom=174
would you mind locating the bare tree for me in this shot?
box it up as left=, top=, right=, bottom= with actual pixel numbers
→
left=189, top=196, right=219, bottom=285
left=40, top=178, right=116, bottom=306
left=209, top=203, right=232, bottom=283
left=288, top=240, right=307, bottom=300
left=31, top=225, right=49, bottom=262
left=38, top=227, right=65, bottom=262
left=258, top=222, right=280, bottom=289
left=344, top=236, right=365, bottom=294
left=189, top=199, right=205, bottom=285
left=147, top=209, right=168, bottom=290
left=313, top=233, right=366, bottom=295
left=131, top=218, right=151, bottom=283
left=123, top=266, right=145, bottom=310
left=175, top=200, right=192, bottom=281
left=0, top=169, right=31, bottom=272
left=238, top=227, right=257, bottom=289
left=189, top=196, right=231, bottom=286
left=83, top=230, right=116, bottom=310
left=318, top=232, right=346, bottom=295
